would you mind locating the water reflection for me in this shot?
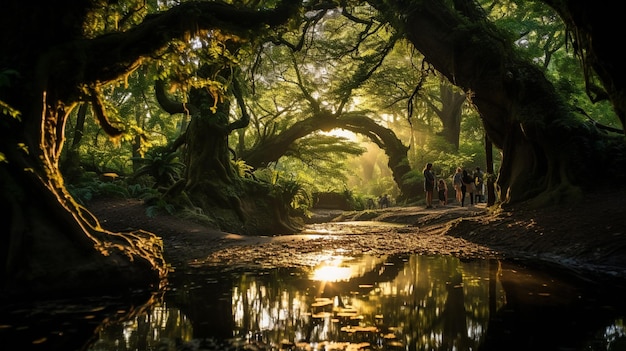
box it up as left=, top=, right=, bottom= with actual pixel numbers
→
left=94, top=254, right=625, bottom=351
left=2, top=254, right=625, bottom=350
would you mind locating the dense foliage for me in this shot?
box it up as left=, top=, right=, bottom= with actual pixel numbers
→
left=1, top=0, right=625, bottom=297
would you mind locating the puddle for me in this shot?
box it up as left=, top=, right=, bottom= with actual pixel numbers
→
left=3, top=253, right=623, bottom=350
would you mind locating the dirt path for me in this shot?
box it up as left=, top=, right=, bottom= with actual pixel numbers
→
left=191, top=205, right=498, bottom=271
left=87, top=193, right=626, bottom=285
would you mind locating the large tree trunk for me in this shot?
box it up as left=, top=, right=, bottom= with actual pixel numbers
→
left=371, top=0, right=626, bottom=207
left=437, top=82, right=465, bottom=150
left=0, top=4, right=166, bottom=297
left=156, top=73, right=303, bottom=235
left=179, top=80, right=250, bottom=224
left=0, top=100, right=166, bottom=297
left=0, top=0, right=297, bottom=296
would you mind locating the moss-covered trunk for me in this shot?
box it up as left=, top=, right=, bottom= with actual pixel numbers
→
left=0, top=96, right=165, bottom=297
left=181, top=86, right=247, bottom=224
left=0, top=0, right=298, bottom=295
left=162, top=72, right=302, bottom=235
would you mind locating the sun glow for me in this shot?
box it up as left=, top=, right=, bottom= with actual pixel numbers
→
left=323, top=128, right=358, bottom=142
left=311, top=265, right=353, bottom=282
left=310, top=256, right=354, bottom=282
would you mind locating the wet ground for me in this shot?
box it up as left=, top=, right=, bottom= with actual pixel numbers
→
left=88, top=193, right=626, bottom=286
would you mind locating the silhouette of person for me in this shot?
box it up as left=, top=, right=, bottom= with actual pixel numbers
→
left=473, top=167, right=484, bottom=203
left=423, top=163, right=435, bottom=208
left=438, top=179, right=448, bottom=206
left=378, top=194, right=389, bottom=209
left=452, top=167, right=463, bottom=204
left=461, top=169, right=475, bottom=206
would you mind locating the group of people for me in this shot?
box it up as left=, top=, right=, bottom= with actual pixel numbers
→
left=454, top=166, right=485, bottom=206
left=423, top=163, right=485, bottom=208
left=366, top=194, right=390, bottom=210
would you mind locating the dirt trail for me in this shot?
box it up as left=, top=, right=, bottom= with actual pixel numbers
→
left=87, top=194, right=626, bottom=285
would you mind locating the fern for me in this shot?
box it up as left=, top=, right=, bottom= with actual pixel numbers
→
left=131, top=146, right=184, bottom=188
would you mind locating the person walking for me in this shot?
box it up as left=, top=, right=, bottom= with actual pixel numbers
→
left=461, top=169, right=475, bottom=206
left=452, top=167, right=463, bottom=204
left=378, top=194, right=389, bottom=209
left=437, top=178, right=448, bottom=206
left=473, top=167, right=485, bottom=203
left=423, top=162, right=435, bottom=208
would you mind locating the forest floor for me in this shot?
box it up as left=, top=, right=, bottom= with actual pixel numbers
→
left=87, top=189, right=626, bottom=286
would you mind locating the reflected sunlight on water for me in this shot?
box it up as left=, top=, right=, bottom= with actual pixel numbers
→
left=94, top=255, right=626, bottom=350
left=2, top=254, right=625, bottom=351
left=310, top=254, right=387, bottom=283
left=311, top=265, right=353, bottom=282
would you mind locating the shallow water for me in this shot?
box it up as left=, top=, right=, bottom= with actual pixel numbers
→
left=2, top=251, right=625, bottom=351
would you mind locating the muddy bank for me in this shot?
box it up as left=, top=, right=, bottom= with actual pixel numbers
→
left=89, top=196, right=626, bottom=286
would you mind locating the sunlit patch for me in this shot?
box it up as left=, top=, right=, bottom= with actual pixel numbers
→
left=322, top=128, right=358, bottom=142
left=312, top=265, right=353, bottom=282
left=300, top=228, right=333, bottom=234
left=340, top=326, right=377, bottom=333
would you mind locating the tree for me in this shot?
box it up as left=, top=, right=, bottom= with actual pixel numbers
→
left=0, top=0, right=299, bottom=296
left=367, top=0, right=626, bottom=206
left=417, top=78, right=466, bottom=150
left=541, top=0, right=626, bottom=129
left=235, top=7, right=422, bottom=201
left=3, top=0, right=626, bottom=298
left=154, top=64, right=308, bottom=234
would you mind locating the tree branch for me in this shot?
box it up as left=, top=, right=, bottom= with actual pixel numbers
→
left=79, top=1, right=301, bottom=85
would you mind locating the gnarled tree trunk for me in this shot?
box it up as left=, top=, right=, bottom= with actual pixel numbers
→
left=0, top=0, right=297, bottom=296
left=0, top=93, right=167, bottom=297
left=156, top=73, right=303, bottom=235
